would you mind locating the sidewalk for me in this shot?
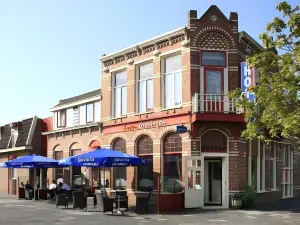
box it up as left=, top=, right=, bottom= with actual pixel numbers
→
left=0, top=192, right=18, bottom=199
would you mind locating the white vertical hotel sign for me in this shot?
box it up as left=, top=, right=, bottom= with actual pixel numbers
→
left=241, top=62, right=256, bottom=101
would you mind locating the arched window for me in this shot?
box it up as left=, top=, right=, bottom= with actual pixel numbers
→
left=112, top=138, right=126, bottom=189
left=53, top=145, right=63, bottom=183
left=201, top=130, right=227, bottom=152
left=137, top=135, right=153, bottom=191
left=70, top=143, right=81, bottom=188
left=163, top=133, right=183, bottom=192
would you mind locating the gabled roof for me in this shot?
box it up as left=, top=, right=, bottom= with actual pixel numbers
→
left=198, top=5, right=229, bottom=22
left=0, top=117, right=37, bottom=150
left=50, top=89, right=101, bottom=111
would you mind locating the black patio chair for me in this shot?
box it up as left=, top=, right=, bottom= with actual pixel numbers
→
left=136, top=191, right=152, bottom=214
left=55, top=194, right=68, bottom=208
left=72, top=191, right=87, bottom=210
left=115, top=190, right=128, bottom=211
left=95, top=191, right=114, bottom=214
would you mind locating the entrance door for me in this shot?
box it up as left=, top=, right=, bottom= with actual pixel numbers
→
left=208, top=160, right=222, bottom=205
left=184, top=156, right=204, bottom=208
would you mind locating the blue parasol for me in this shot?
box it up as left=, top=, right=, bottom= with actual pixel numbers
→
left=58, top=148, right=145, bottom=167
left=4, top=154, right=64, bottom=168
left=4, top=154, right=65, bottom=201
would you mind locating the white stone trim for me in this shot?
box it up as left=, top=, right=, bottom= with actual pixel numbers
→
left=26, top=116, right=38, bottom=145
left=101, top=27, right=186, bottom=61
left=0, top=146, right=32, bottom=153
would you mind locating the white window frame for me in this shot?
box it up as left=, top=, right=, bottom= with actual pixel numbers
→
left=10, top=156, right=19, bottom=180
left=10, top=168, right=17, bottom=179
left=86, top=103, right=94, bottom=123
left=255, top=141, right=278, bottom=193
left=114, top=71, right=127, bottom=117
left=138, top=63, right=153, bottom=113
left=57, top=109, right=66, bottom=128
left=163, top=53, right=182, bottom=109
left=282, top=144, right=293, bottom=198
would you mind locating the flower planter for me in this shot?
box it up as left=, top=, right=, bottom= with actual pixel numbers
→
left=232, top=196, right=243, bottom=210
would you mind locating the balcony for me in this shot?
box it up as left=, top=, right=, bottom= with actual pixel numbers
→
left=192, top=94, right=244, bottom=122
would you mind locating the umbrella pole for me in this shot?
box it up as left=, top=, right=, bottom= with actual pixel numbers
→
left=37, top=169, right=40, bottom=200
left=103, top=164, right=105, bottom=197
left=33, top=169, right=36, bottom=201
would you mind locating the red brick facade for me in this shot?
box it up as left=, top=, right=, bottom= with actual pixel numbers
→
left=44, top=5, right=300, bottom=208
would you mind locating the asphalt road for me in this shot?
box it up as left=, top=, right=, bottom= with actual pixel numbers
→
left=0, top=197, right=300, bottom=225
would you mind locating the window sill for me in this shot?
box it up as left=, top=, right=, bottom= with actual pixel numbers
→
left=282, top=195, right=294, bottom=199
left=111, top=115, right=127, bottom=120
left=257, top=190, right=267, bottom=193
left=134, top=110, right=154, bottom=116
left=161, top=106, right=182, bottom=111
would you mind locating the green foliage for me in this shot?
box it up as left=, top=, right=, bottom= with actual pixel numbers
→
left=242, top=185, right=257, bottom=208
left=228, top=1, right=300, bottom=142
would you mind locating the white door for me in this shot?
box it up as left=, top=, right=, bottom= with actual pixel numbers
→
left=184, top=156, right=204, bottom=208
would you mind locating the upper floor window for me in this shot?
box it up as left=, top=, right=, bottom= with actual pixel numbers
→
left=164, top=55, right=182, bottom=108
left=114, top=71, right=127, bottom=117
left=57, top=109, right=66, bottom=128
left=138, top=63, right=153, bottom=113
left=201, top=51, right=226, bottom=67
left=86, top=103, right=94, bottom=123
left=55, top=101, right=100, bottom=129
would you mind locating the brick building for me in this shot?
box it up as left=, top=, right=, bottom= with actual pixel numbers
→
left=98, top=5, right=300, bottom=208
left=40, top=5, right=300, bottom=209
left=0, top=116, right=44, bottom=195
left=42, top=89, right=102, bottom=187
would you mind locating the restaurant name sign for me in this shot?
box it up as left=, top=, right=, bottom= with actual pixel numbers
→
left=124, top=120, right=167, bottom=132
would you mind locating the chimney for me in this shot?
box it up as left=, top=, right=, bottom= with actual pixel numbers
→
left=229, top=12, right=239, bottom=39
left=188, top=10, right=197, bottom=29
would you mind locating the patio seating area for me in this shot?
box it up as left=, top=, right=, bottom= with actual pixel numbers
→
left=50, top=188, right=152, bottom=214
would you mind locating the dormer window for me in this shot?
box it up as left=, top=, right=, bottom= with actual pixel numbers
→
left=11, top=127, right=18, bottom=148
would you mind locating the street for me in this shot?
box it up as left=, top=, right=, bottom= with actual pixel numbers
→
left=0, top=196, right=300, bottom=225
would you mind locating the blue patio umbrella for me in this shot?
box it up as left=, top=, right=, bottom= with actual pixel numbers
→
left=4, top=154, right=65, bottom=201
left=58, top=148, right=145, bottom=167
left=0, top=162, right=7, bottom=168
left=4, top=154, right=63, bottom=168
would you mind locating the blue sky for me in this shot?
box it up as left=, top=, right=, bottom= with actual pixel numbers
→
left=0, top=0, right=296, bottom=125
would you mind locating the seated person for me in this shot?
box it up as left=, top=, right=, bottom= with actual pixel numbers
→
left=47, top=180, right=57, bottom=198
left=24, top=181, right=33, bottom=199
left=58, top=182, right=71, bottom=192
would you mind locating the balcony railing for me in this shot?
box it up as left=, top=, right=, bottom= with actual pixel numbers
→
left=192, top=93, right=243, bottom=114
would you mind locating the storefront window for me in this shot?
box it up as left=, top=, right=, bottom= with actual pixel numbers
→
left=112, top=138, right=126, bottom=189
left=282, top=145, right=293, bottom=198
left=163, top=133, right=183, bottom=193
left=137, top=135, right=153, bottom=191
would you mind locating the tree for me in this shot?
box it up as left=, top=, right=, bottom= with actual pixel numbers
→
left=228, top=1, right=300, bottom=142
